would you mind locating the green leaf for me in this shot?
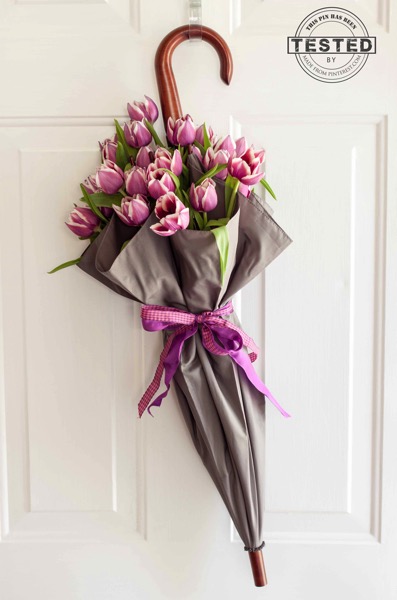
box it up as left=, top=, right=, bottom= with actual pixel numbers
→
left=206, top=218, right=230, bottom=228
left=81, top=191, right=123, bottom=208
left=144, top=119, right=167, bottom=148
left=195, top=164, right=227, bottom=186
left=203, top=123, right=211, bottom=151
left=120, top=239, right=130, bottom=252
left=226, top=177, right=240, bottom=219
left=115, top=141, right=129, bottom=169
left=48, top=257, right=81, bottom=274
left=193, top=210, right=204, bottom=229
left=80, top=185, right=108, bottom=223
left=260, top=177, right=277, bottom=200
left=211, top=226, right=229, bottom=285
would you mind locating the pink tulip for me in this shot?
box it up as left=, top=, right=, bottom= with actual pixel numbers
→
left=167, top=115, right=196, bottom=146
left=96, top=160, right=124, bottom=194
left=154, top=148, right=183, bottom=176
left=228, top=147, right=265, bottom=186
left=124, top=121, right=152, bottom=148
left=195, top=123, right=216, bottom=146
left=214, top=135, right=235, bottom=156
left=136, top=146, right=154, bottom=169
left=125, top=166, right=147, bottom=196
left=66, top=206, right=100, bottom=238
left=82, top=174, right=100, bottom=195
left=100, top=206, right=114, bottom=218
left=127, top=96, right=159, bottom=124
left=151, top=192, right=189, bottom=236
left=235, top=137, right=249, bottom=157
left=99, top=135, right=118, bottom=162
left=147, top=165, right=176, bottom=199
left=189, top=178, right=218, bottom=212
left=113, top=195, right=150, bottom=226
left=203, top=147, right=229, bottom=180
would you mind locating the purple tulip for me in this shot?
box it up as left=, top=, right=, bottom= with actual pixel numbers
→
left=125, top=166, right=147, bottom=196
left=203, top=147, right=229, bottom=180
left=189, top=178, right=218, bottom=212
left=113, top=195, right=150, bottom=226
left=127, top=96, right=159, bottom=124
left=214, top=135, right=235, bottom=156
left=151, top=192, right=190, bottom=236
left=99, top=135, right=118, bottom=162
left=167, top=115, right=196, bottom=146
left=190, top=144, right=204, bottom=161
left=124, top=121, right=152, bottom=148
left=154, top=148, right=183, bottom=176
left=228, top=147, right=265, bottom=186
left=195, top=123, right=216, bottom=146
left=147, top=165, right=176, bottom=199
left=66, top=206, right=100, bottom=238
left=82, top=174, right=100, bottom=195
left=136, top=146, right=154, bottom=169
left=100, top=206, right=113, bottom=218
left=96, top=160, right=124, bottom=194
left=235, top=137, right=249, bottom=157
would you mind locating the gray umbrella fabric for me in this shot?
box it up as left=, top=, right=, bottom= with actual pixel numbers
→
left=77, top=159, right=292, bottom=553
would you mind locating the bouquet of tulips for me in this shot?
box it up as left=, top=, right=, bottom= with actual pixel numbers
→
left=51, top=95, right=276, bottom=277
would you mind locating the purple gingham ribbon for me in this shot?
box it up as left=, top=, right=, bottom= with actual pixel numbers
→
left=138, top=301, right=291, bottom=419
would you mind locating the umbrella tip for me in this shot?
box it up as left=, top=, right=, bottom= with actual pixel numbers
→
left=248, top=548, right=268, bottom=587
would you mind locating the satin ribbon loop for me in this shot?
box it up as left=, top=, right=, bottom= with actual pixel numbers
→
left=138, top=301, right=291, bottom=419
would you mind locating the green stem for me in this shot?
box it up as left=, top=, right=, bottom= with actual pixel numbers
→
left=226, top=178, right=240, bottom=219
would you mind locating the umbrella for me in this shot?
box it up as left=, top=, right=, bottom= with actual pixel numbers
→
left=78, top=25, right=292, bottom=587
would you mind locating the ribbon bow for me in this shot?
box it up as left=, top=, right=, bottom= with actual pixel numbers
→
left=138, top=301, right=290, bottom=419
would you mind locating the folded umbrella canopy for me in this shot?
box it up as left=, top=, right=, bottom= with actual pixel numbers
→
left=78, top=25, right=292, bottom=587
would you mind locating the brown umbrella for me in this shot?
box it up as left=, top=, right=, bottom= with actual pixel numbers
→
left=78, top=25, right=292, bottom=587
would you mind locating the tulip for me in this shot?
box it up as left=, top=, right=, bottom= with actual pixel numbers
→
left=154, top=148, right=183, bottom=176
left=195, top=123, right=216, bottom=147
left=189, top=178, right=218, bottom=212
left=203, top=147, right=229, bottom=180
left=167, top=115, right=196, bottom=146
left=127, top=96, right=159, bottom=124
left=151, top=192, right=190, bottom=236
left=147, top=165, right=176, bottom=199
left=124, top=121, right=152, bottom=148
left=113, top=195, right=150, bottom=226
left=214, top=135, right=235, bottom=156
left=136, top=146, right=154, bottom=169
left=235, top=137, right=249, bottom=157
left=99, top=135, right=118, bottom=162
left=100, top=206, right=113, bottom=218
left=96, top=160, right=124, bottom=194
left=125, top=166, right=147, bottom=196
left=82, top=174, right=100, bottom=195
left=66, top=206, right=100, bottom=238
left=228, top=147, right=265, bottom=186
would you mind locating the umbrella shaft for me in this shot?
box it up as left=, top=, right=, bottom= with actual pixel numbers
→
left=248, top=549, right=268, bottom=587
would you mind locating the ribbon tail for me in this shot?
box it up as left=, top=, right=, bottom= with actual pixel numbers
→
left=231, top=349, right=291, bottom=418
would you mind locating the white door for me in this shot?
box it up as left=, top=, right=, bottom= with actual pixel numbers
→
left=1, top=1, right=396, bottom=598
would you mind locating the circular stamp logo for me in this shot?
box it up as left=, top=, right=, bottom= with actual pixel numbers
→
left=288, top=7, right=376, bottom=83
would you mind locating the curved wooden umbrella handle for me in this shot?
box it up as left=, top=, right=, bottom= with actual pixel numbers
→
left=155, top=25, right=233, bottom=129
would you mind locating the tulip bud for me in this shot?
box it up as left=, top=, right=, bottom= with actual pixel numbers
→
left=127, top=96, right=159, bottom=124
left=124, top=121, right=152, bottom=148
left=203, top=147, right=229, bottom=180
left=147, top=165, right=176, bottom=199
left=195, top=123, right=216, bottom=147
left=82, top=174, right=100, bottom=195
left=136, top=146, right=154, bottom=169
left=167, top=115, right=196, bottom=146
left=154, top=148, right=183, bottom=176
left=66, top=206, right=100, bottom=238
left=235, top=137, right=249, bottom=157
left=99, top=135, right=118, bottom=162
left=189, top=178, right=218, bottom=212
left=151, top=192, right=189, bottom=236
left=96, top=160, right=124, bottom=194
left=113, top=195, right=150, bottom=227
left=125, top=166, right=147, bottom=196
left=214, top=135, right=235, bottom=157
